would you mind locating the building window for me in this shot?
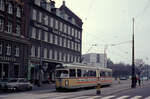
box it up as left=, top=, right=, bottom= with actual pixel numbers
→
left=16, top=7, right=21, bottom=17
left=75, top=29, right=77, bottom=38
left=78, top=31, right=81, bottom=39
left=75, top=43, right=77, bottom=51
left=44, top=31, right=48, bottom=42
left=8, top=3, right=13, bottom=14
left=15, top=47, right=19, bottom=57
left=55, top=19, right=58, bottom=30
left=78, top=44, right=81, bottom=52
left=59, top=52, right=62, bottom=61
left=6, top=44, right=11, bottom=56
left=6, top=22, right=12, bottom=33
left=31, top=27, right=36, bottom=39
left=71, top=41, right=74, bottom=50
left=32, top=9, right=37, bottom=20
left=0, top=43, right=2, bottom=54
left=50, top=17, right=53, bottom=27
left=38, top=12, right=42, bottom=23
left=68, top=26, right=70, bottom=35
left=44, top=48, right=47, bottom=58
left=37, top=47, right=40, bottom=58
left=49, top=33, right=53, bottom=43
left=38, top=29, right=41, bottom=40
left=59, top=37, right=62, bottom=46
left=59, top=22, right=62, bottom=31
left=40, top=0, right=46, bottom=9
left=67, top=54, right=70, bottom=62
left=64, top=24, right=67, bottom=33
left=16, top=24, right=21, bottom=35
left=54, top=35, right=58, bottom=45
left=54, top=50, right=57, bottom=60
left=0, top=0, right=4, bottom=11
left=49, top=49, right=52, bottom=59
left=43, top=15, right=48, bottom=25
left=68, top=40, right=70, bottom=48
left=63, top=53, right=66, bottom=62
left=72, top=28, right=74, bottom=36
left=0, top=18, right=4, bottom=31
left=31, top=45, right=35, bottom=57
left=64, top=38, right=66, bottom=47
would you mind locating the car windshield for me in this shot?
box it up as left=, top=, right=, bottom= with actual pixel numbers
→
left=56, top=70, right=69, bottom=78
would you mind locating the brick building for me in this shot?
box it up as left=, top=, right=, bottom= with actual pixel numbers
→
left=24, top=0, right=83, bottom=81
left=0, top=0, right=29, bottom=79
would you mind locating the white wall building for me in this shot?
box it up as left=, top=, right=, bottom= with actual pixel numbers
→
left=82, top=53, right=107, bottom=68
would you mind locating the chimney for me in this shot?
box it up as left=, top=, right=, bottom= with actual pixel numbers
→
left=50, top=0, right=55, bottom=8
left=63, top=1, right=65, bottom=6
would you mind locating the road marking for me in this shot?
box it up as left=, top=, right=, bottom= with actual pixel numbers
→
left=101, top=95, right=115, bottom=99
left=116, top=95, right=129, bottom=99
left=130, top=96, right=142, bottom=99
left=71, top=96, right=92, bottom=99
left=86, top=96, right=101, bottom=99
left=145, top=96, right=150, bottom=99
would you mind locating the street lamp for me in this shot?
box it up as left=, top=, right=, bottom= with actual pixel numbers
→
left=131, top=17, right=136, bottom=88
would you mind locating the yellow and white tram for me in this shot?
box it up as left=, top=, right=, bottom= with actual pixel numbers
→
left=55, top=63, right=113, bottom=90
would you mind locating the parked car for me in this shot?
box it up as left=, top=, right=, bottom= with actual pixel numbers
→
left=0, top=78, right=33, bottom=92
left=0, top=78, right=10, bottom=91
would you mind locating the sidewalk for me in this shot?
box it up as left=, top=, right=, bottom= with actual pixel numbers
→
left=101, top=80, right=150, bottom=96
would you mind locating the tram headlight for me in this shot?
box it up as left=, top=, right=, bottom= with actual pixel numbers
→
left=65, top=80, right=69, bottom=86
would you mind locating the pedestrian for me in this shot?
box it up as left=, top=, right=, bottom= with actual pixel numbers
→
left=138, top=77, right=141, bottom=86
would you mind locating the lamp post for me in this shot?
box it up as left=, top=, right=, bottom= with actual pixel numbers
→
left=131, top=17, right=136, bottom=88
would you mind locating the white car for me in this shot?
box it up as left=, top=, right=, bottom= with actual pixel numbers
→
left=0, top=78, right=33, bottom=92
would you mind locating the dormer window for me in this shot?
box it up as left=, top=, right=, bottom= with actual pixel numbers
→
left=41, top=0, right=46, bottom=9
left=16, top=7, right=21, bottom=17
left=8, top=3, right=13, bottom=14
left=0, top=0, right=4, bottom=11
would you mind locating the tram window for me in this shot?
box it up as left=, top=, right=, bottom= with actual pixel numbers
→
left=82, top=69, right=88, bottom=77
left=108, top=72, right=112, bottom=77
left=56, top=70, right=68, bottom=78
left=88, top=70, right=96, bottom=77
left=100, top=71, right=106, bottom=77
left=77, top=69, right=81, bottom=77
left=69, top=69, right=76, bottom=77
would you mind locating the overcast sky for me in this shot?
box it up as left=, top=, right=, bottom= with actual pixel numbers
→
left=54, top=0, right=150, bottom=64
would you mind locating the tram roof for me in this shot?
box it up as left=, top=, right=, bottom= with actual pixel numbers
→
left=56, top=63, right=112, bottom=71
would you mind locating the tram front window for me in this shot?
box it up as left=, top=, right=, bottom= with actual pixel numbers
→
left=56, top=70, right=68, bottom=78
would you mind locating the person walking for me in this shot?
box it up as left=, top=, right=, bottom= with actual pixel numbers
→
left=138, top=77, right=141, bottom=86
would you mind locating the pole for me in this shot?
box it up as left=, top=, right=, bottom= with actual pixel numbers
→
left=131, top=17, right=136, bottom=88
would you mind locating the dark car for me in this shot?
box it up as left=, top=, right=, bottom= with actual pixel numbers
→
left=0, top=78, right=33, bottom=92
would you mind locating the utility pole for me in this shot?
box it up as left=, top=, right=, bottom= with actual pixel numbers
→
left=131, top=17, right=136, bottom=88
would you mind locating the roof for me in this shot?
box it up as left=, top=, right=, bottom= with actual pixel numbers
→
left=59, top=2, right=83, bottom=26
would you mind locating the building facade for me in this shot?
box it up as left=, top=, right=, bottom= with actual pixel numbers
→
left=0, top=0, right=29, bottom=79
left=82, top=53, right=107, bottom=68
left=25, top=0, right=83, bottom=81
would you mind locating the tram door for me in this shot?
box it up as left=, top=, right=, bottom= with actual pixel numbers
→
left=0, top=63, right=9, bottom=79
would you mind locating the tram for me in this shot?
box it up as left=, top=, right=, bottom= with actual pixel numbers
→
left=55, top=63, right=113, bottom=90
